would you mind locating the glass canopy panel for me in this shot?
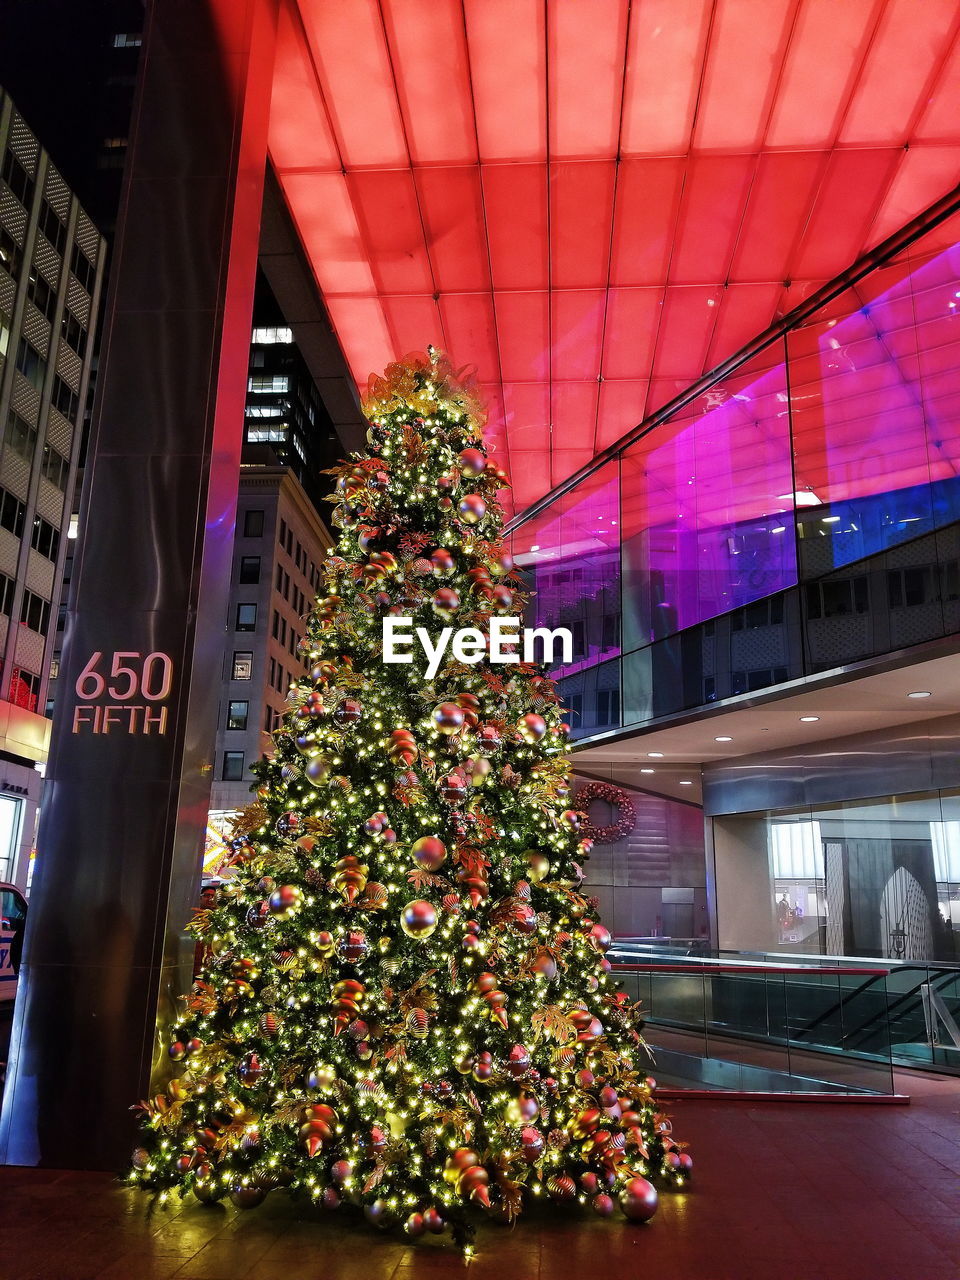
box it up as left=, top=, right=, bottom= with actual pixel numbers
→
left=621, top=343, right=795, bottom=649
left=274, top=0, right=960, bottom=515
left=511, top=460, right=621, bottom=682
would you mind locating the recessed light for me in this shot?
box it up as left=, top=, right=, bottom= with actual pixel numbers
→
left=907, top=691, right=931, bottom=698
left=715, top=735, right=733, bottom=742
left=647, top=751, right=664, bottom=758
left=799, top=715, right=820, bottom=722
left=640, top=768, right=655, bottom=774
left=679, top=780, right=693, bottom=786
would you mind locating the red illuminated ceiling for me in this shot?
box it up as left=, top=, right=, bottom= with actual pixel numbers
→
left=269, top=0, right=960, bottom=514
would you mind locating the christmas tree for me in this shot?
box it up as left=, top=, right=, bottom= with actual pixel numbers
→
left=131, top=350, right=691, bottom=1251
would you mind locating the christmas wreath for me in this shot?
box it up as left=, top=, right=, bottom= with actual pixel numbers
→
left=576, top=781, right=637, bottom=844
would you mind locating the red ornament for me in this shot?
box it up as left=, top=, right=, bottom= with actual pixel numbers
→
left=458, top=494, right=486, bottom=524
left=432, top=587, right=460, bottom=616
left=619, top=1177, right=659, bottom=1223
left=334, top=698, right=362, bottom=726
left=518, top=713, right=547, bottom=742
left=458, top=447, right=486, bottom=474
left=432, top=702, right=466, bottom=734
left=411, top=836, right=447, bottom=870
left=430, top=548, right=456, bottom=576
left=440, top=771, right=468, bottom=803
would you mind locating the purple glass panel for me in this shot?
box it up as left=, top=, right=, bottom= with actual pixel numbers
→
left=621, top=344, right=796, bottom=647
left=512, top=460, right=621, bottom=680
left=788, top=226, right=960, bottom=572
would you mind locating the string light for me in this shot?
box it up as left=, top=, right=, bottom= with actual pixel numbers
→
left=129, top=350, right=689, bottom=1252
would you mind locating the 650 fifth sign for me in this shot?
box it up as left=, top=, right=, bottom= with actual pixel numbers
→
left=382, top=617, right=573, bottom=679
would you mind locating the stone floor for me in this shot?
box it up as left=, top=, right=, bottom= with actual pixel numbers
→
left=2, top=1070, right=959, bottom=1280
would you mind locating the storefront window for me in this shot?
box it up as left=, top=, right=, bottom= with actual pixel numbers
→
left=0, top=795, right=23, bottom=883
left=715, top=789, right=960, bottom=964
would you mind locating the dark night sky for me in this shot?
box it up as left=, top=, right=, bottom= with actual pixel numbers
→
left=0, top=0, right=145, bottom=234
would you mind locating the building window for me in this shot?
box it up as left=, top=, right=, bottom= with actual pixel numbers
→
left=10, top=667, right=39, bottom=712
left=70, top=244, right=96, bottom=294
left=222, top=751, right=245, bottom=781
left=235, top=603, right=257, bottom=632
left=38, top=200, right=66, bottom=255
left=27, top=269, right=56, bottom=321
left=31, top=516, right=61, bottom=562
left=888, top=566, right=936, bottom=609
left=732, top=597, right=785, bottom=630
left=595, top=689, right=618, bottom=727
left=227, top=700, right=249, bottom=731
left=15, top=338, right=46, bottom=391
left=52, top=375, right=79, bottom=421
left=245, top=426, right=287, bottom=443
left=805, top=578, right=868, bottom=620
left=2, top=149, right=34, bottom=208
left=601, top=612, right=620, bottom=650
left=251, top=326, right=292, bottom=344
left=41, top=443, right=69, bottom=490
left=60, top=311, right=87, bottom=359
left=264, top=704, right=278, bottom=733
left=239, top=555, right=260, bottom=584
left=7, top=409, right=37, bottom=460
left=243, top=509, right=264, bottom=537
left=19, top=589, right=50, bottom=634
left=0, top=489, right=25, bottom=538
left=247, top=374, right=289, bottom=393
left=231, top=651, right=253, bottom=680
left=245, top=404, right=284, bottom=419
left=113, top=32, right=142, bottom=47
left=0, top=572, right=14, bottom=616
left=0, top=227, right=21, bottom=279
left=571, top=619, right=585, bottom=657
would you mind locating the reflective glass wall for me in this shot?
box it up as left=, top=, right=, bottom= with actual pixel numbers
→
left=510, top=208, right=960, bottom=740
left=714, top=789, right=960, bottom=965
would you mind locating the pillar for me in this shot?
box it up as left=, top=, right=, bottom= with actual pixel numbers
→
left=0, top=0, right=277, bottom=1168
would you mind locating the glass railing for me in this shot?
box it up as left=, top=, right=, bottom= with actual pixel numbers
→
left=507, top=188, right=960, bottom=743
left=612, top=957, right=899, bottom=1097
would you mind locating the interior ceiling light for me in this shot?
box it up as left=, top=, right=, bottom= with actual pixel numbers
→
left=907, top=691, right=931, bottom=698
left=779, top=491, right=823, bottom=507
left=679, top=780, right=694, bottom=786
left=799, top=715, right=820, bottom=722
left=640, top=768, right=655, bottom=774
left=715, top=735, right=733, bottom=742
left=647, top=751, right=664, bottom=758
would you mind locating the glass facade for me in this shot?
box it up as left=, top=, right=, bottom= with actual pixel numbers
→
left=715, top=789, right=960, bottom=967
left=511, top=207, right=960, bottom=741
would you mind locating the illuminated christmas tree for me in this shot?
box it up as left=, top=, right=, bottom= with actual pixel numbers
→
left=131, top=350, right=691, bottom=1251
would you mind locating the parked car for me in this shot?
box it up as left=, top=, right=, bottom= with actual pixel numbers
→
left=0, top=882, right=26, bottom=1002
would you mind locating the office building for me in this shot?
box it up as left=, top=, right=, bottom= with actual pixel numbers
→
left=206, top=463, right=331, bottom=862
left=0, top=88, right=104, bottom=891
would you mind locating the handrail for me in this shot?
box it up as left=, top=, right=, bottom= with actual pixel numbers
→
left=506, top=181, right=960, bottom=535
left=613, top=961, right=890, bottom=977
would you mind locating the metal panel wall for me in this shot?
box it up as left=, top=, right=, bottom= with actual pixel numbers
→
left=0, top=0, right=279, bottom=1169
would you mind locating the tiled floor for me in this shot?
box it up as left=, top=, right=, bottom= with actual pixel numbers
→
left=2, top=1071, right=959, bottom=1280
